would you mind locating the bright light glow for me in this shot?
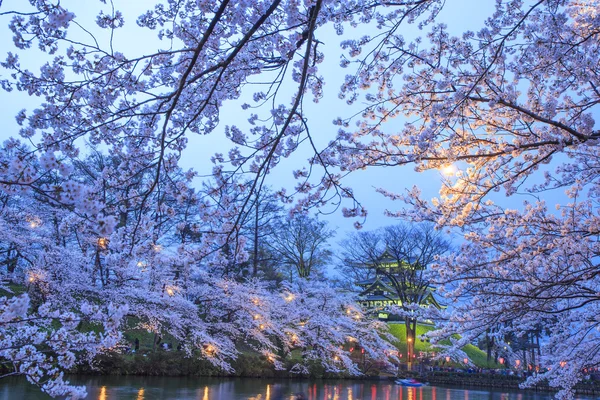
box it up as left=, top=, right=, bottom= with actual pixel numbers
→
left=204, top=344, right=215, bottom=356
left=97, top=237, right=108, bottom=249
left=285, top=293, right=294, bottom=302
left=152, top=244, right=162, bottom=252
left=166, top=287, right=174, bottom=296
left=440, top=164, right=456, bottom=176
left=136, top=388, right=145, bottom=400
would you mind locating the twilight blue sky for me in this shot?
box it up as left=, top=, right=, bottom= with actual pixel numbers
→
left=0, top=1, right=550, bottom=242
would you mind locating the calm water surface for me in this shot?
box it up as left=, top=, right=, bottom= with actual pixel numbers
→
left=0, top=376, right=591, bottom=400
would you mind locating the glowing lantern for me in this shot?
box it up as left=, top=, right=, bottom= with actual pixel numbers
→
left=515, top=360, right=521, bottom=367
left=560, top=361, right=567, bottom=368
left=445, top=356, right=451, bottom=363
left=499, top=357, right=504, bottom=365
left=464, top=358, right=469, bottom=364
left=204, top=344, right=216, bottom=356
left=97, top=237, right=108, bottom=249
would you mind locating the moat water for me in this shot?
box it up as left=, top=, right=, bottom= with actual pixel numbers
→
left=0, top=376, right=590, bottom=399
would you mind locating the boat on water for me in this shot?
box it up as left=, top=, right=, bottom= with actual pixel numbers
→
left=395, top=378, right=427, bottom=387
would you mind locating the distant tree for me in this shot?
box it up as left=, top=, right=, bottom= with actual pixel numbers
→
left=268, top=215, right=335, bottom=281
left=241, top=187, right=284, bottom=279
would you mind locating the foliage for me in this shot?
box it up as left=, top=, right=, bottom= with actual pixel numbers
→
left=0, top=0, right=598, bottom=398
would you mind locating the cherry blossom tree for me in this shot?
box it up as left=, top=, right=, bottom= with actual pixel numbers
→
left=1, top=0, right=598, bottom=397
left=328, top=0, right=600, bottom=396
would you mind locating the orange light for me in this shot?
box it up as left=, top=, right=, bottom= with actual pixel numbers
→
left=97, top=237, right=108, bottom=249
left=204, top=344, right=215, bottom=356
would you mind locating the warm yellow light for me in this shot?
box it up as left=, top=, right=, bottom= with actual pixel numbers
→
left=203, top=387, right=209, bottom=400
left=99, top=386, right=107, bottom=400
left=285, top=293, right=295, bottom=302
left=204, top=344, right=215, bottom=356
left=136, top=387, right=145, bottom=400
left=334, top=356, right=339, bottom=361
left=440, top=164, right=456, bottom=176
left=28, top=275, right=35, bottom=283
left=253, top=314, right=261, bottom=320
left=166, top=287, right=174, bottom=296
left=407, top=338, right=412, bottom=342
left=346, top=309, right=351, bottom=315
left=152, top=244, right=162, bottom=252
left=252, top=298, right=259, bottom=305
left=259, top=324, right=265, bottom=330
left=97, top=237, right=108, bottom=249
left=27, top=216, right=41, bottom=228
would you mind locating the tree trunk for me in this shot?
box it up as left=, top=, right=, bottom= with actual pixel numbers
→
left=405, top=317, right=416, bottom=370
left=252, top=201, right=259, bottom=277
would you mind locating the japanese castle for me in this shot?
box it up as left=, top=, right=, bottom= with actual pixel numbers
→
left=355, top=249, right=442, bottom=320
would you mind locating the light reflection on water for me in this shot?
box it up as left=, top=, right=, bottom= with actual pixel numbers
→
left=0, top=376, right=594, bottom=400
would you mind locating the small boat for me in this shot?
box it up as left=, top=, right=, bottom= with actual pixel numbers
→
left=395, top=378, right=426, bottom=387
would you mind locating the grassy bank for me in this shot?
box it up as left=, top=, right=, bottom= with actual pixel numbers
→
left=387, top=323, right=499, bottom=368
